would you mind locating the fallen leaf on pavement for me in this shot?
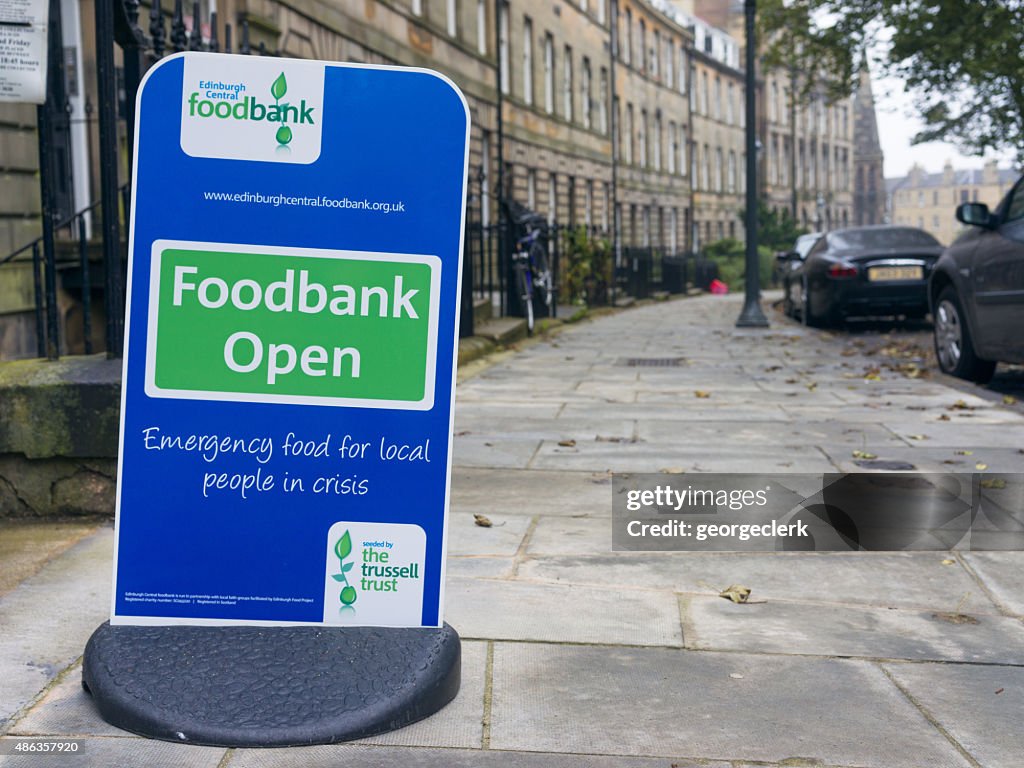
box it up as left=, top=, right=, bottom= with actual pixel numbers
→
left=473, top=514, right=493, bottom=528
left=932, top=611, right=979, bottom=625
left=557, top=439, right=577, bottom=447
left=805, top=382, right=818, bottom=391
left=956, top=450, right=974, bottom=455
left=981, top=478, right=1007, bottom=489
left=729, top=673, right=745, bottom=679
left=719, top=585, right=752, bottom=604
left=852, top=450, right=877, bottom=459
left=941, top=559, right=955, bottom=565
left=908, top=434, right=927, bottom=441
left=996, top=688, right=1004, bottom=695
left=938, top=414, right=951, bottom=421
left=694, top=390, right=711, bottom=398
left=660, top=467, right=687, bottom=474
left=1003, top=395, right=1018, bottom=405
left=949, top=400, right=973, bottom=411
left=976, top=462, right=989, bottom=471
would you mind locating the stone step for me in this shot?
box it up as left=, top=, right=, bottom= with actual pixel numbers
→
left=473, top=316, right=528, bottom=345
left=472, top=296, right=492, bottom=326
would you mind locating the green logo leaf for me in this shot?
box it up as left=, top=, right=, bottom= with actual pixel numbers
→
left=335, top=531, right=352, bottom=561
left=275, top=125, right=293, bottom=145
left=331, top=574, right=348, bottom=583
left=271, top=72, right=287, bottom=101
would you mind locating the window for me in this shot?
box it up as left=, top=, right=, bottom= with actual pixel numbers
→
left=652, top=30, right=659, bottom=78
left=653, top=113, right=662, bottom=170
left=498, top=3, right=509, bottom=94
left=638, top=19, right=646, bottom=74
left=639, top=109, right=648, bottom=167
left=584, top=180, right=593, bottom=226
left=715, top=147, right=723, bottom=192
left=477, top=0, right=487, bottom=54
left=679, top=52, right=688, bottom=95
left=726, top=82, right=734, bottom=125
left=547, top=173, right=557, bottom=224
left=625, top=103, right=634, bottom=164
left=579, top=0, right=587, bottom=13
left=669, top=208, right=678, bottom=252
left=412, top=0, right=422, bottom=16
left=543, top=34, right=554, bottom=113
left=702, top=144, right=710, bottom=190
left=679, top=126, right=687, bottom=176
left=702, top=72, right=709, bottom=116
left=447, top=0, right=457, bottom=37
left=602, top=183, right=610, bottom=231
left=527, top=168, right=537, bottom=208
left=665, top=41, right=674, bottom=89
left=522, top=17, right=533, bottom=106
left=728, top=150, right=737, bottom=193
left=623, top=9, right=632, bottom=65
left=598, top=67, right=608, bottom=134
left=668, top=121, right=677, bottom=174
left=563, top=45, right=574, bottom=120
left=480, top=132, right=490, bottom=226
left=770, top=81, right=778, bottom=122
left=581, top=57, right=592, bottom=129
left=597, top=0, right=605, bottom=24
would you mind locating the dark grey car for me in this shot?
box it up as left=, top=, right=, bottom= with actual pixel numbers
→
left=929, top=174, right=1024, bottom=383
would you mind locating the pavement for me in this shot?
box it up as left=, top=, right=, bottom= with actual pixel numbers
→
left=2, top=291, right=1023, bottom=767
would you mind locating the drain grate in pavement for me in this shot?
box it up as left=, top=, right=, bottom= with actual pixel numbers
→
left=854, top=459, right=917, bottom=471
left=619, top=357, right=686, bottom=367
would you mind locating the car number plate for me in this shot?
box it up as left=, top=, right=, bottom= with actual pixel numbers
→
left=868, top=266, right=923, bottom=281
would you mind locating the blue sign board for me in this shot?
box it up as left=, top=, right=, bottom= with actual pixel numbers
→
left=111, top=52, right=469, bottom=627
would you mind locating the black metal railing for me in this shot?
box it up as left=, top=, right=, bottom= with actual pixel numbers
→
left=0, top=0, right=276, bottom=361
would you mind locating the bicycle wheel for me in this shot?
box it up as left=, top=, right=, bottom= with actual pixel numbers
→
left=530, top=241, right=554, bottom=310
left=515, top=262, right=535, bottom=335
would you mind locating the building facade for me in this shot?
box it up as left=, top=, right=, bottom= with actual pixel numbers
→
left=887, top=160, right=1018, bottom=245
left=679, top=12, right=745, bottom=247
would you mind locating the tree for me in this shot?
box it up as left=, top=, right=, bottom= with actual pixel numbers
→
left=759, top=0, right=1024, bottom=163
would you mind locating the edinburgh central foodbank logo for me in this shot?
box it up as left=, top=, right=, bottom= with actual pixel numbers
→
left=187, top=72, right=314, bottom=147
left=332, top=530, right=357, bottom=605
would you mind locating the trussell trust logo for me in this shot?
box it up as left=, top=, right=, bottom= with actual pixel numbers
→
left=180, top=52, right=324, bottom=164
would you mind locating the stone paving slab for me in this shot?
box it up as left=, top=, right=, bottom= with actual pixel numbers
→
left=0, top=522, right=100, bottom=598
left=451, top=435, right=541, bottom=469
left=782, top=404, right=1021, bottom=425
left=883, top=662, right=1024, bottom=768
left=684, top=595, right=1024, bottom=664
left=517, top=552, right=1000, bottom=614
left=880, top=420, right=1024, bottom=449
left=356, top=640, right=487, bottom=749
left=446, top=512, right=532, bottom=556
left=529, top=440, right=836, bottom=473
left=449, top=467, right=612, bottom=517
left=454, top=416, right=636, bottom=442
left=0, top=738, right=226, bottom=767
left=8, top=667, right=124, bottom=738
left=444, top=579, right=682, bottom=646
left=558, top=402, right=791, bottom=422
left=825, top=445, right=1024, bottom=473
left=961, top=552, right=1024, bottom=616
left=634, top=419, right=904, bottom=448
left=0, top=529, right=112, bottom=728
left=446, top=556, right=516, bottom=579
left=227, top=744, right=731, bottom=767
left=488, top=643, right=972, bottom=767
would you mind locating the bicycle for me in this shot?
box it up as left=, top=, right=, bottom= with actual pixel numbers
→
left=511, top=226, right=553, bottom=335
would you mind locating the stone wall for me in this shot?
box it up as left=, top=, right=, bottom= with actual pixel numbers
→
left=0, top=354, right=120, bottom=517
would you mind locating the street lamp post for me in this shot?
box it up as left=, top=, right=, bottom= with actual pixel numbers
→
left=736, top=0, right=769, bottom=328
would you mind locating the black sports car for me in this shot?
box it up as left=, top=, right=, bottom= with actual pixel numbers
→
left=929, top=173, right=1024, bottom=383
left=781, top=226, right=944, bottom=327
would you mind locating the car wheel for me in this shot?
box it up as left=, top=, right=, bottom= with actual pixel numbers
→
left=782, top=280, right=795, bottom=317
left=801, top=279, right=825, bottom=328
left=933, top=286, right=996, bottom=384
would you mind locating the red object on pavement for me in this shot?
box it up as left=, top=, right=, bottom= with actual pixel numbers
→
left=709, top=279, right=729, bottom=295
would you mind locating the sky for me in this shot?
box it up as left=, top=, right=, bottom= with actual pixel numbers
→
left=866, top=42, right=1016, bottom=181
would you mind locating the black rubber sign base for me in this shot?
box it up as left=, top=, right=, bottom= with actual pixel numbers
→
left=82, top=621, right=460, bottom=747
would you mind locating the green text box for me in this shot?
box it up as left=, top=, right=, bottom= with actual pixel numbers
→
left=145, top=241, right=439, bottom=409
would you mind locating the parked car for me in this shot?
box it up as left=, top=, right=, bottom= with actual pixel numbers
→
left=780, top=226, right=944, bottom=326
left=929, top=174, right=1024, bottom=383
